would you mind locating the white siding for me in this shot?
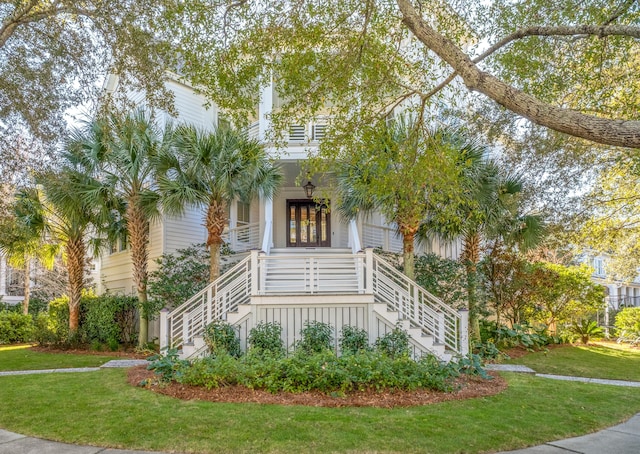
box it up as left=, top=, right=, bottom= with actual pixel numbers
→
left=163, top=208, right=208, bottom=255
left=166, top=80, right=217, bottom=130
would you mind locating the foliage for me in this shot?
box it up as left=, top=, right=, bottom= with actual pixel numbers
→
left=374, top=325, right=410, bottom=359
left=0, top=311, right=34, bottom=344
left=203, top=320, right=241, bottom=358
left=295, top=321, right=334, bottom=354
left=338, top=325, right=370, bottom=355
left=481, top=320, right=557, bottom=351
left=615, top=307, right=640, bottom=341
left=157, top=124, right=281, bottom=282
left=480, top=244, right=537, bottom=326
left=247, top=322, right=285, bottom=358
left=0, top=0, right=182, bottom=182
left=34, top=293, right=137, bottom=348
left=472, top=341, right=508, bottom=362
left=146, top=349, right=190, bottom=384
left=568, top=319, right=604, bottom=345
left=147, top=244, right=210, bottom=311
left=81, top=295, right=138, bottom=346
left=527, top=262, right=605, bottom=334
left=414, top=253, right=467, bottom=309
left=336, top=119, right=466, bottom=279
left=174, top=349, right=460, bottom=394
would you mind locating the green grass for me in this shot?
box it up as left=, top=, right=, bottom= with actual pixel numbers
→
left=0, top=345, right=120, bottom=371
left=505, top=342, right=640, bottom=381
left=0, top=369, right=639, bottom=453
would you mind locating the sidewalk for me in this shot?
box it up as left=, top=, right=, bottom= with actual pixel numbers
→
left=0, top=362, right=639, bottom=453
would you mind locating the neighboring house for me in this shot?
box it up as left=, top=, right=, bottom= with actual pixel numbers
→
left=100, top=74, right=468, bottom=360
left=589, top=255, right=640, bottom=310
left=0, top=255, right=25, bottom=306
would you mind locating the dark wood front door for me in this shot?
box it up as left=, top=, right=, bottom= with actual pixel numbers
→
left=287, top=200, right=331, bottom=247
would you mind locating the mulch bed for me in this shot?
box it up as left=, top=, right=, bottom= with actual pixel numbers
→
left=127, top=365, right=508, bottom=408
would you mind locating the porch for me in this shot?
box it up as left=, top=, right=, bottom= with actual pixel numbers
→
left=160, top=247, right=469, bottom=361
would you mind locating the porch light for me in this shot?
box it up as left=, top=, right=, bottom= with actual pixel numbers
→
left=303, top=180, right=316, bottom=198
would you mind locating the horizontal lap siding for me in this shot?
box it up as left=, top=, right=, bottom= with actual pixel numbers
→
left=163, top=209, right=207, bottom=255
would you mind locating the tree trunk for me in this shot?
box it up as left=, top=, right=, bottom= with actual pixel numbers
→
left=66, top=237, right=86, bottom=334
left=128, top=201, right=150, bottom=347
left=402, top=230, right=416, bottom=280
left=396, top=0, right=640, bottom=148
left=22, top=259, right=30, bottom=315
left=462, top=231, right=481, bottom=341
left=206, top=199, right=228, bottom=282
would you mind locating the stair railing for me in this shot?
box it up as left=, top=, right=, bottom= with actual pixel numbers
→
left=160, top=255, right=252, bottom=351
left=367, top=249, right=469, bottom=355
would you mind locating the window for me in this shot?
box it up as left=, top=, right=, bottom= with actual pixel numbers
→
left=237, top=201, right=250, bottom=226
left=593, top=258, right=605, bottom=276
left=313, top=124, right=326, bottom=141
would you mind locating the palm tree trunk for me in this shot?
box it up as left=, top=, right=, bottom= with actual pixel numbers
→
left=462, top=231, right=481, bottom=342
left=66, top=237, right=86, bottom=334
left=206, top=199, right=227, bottom=282
left=22, top=259, right=30, bottom=315
left=401, top=230, right=416, bottom=280
left=128, top=202, right=150, bottom=347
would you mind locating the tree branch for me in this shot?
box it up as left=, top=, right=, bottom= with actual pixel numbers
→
left=396, top=0, right=640, bottom=149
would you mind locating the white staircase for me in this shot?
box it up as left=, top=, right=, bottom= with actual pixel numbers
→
left=160, top=248, right=468, bottom=360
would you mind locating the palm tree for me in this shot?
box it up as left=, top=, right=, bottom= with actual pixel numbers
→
left=66, top=109, right=173, bottom=346
left=159, top=125, right=281, bottom=282
left=336, top=118, right=470, bottom=280
left=8, top=171, right=108, bottom=332
left=0, top=208, right=57, bottom=315
left=421, top=158, right=544, bottom=340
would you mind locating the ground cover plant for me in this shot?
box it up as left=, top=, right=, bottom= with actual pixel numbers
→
left=0, top=369, right=639, bottom=453
left=0, top=345, right=119, bottom=371
left=505, top=342, right=640, bottom=382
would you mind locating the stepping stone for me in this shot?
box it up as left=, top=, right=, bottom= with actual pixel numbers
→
left=485, top=364, right=536, bottom=374
left=100, top=359, right=149, bottom=368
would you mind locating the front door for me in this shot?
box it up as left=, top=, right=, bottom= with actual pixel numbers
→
left=287, top=200, right=331, bottom=247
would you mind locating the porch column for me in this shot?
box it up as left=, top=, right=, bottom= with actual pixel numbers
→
left=159, top=308, right=169, bottom=353
left=261, top=196, right=273, bottom=254
left=348, top=219, right=362, bottom=254
left=258, top=75, right=273, bottom=142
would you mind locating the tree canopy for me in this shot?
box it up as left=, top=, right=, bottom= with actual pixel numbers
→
left=0, top=0, right=180, bottom=181
left=173, top=0, right=639, bottom=149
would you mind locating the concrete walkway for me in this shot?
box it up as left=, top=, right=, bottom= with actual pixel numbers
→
left=0, top=362, right=639, bottom=453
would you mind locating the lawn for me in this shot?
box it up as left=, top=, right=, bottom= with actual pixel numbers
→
left=0, top=368, right=639, bottom=453
left=0, top=344, right=120, bottom=371
left=505, top=342, right=640, bottom=382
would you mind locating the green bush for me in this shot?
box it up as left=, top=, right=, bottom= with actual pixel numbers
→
left=568, top=319, right=604, bottom=344
left=248, top=322, right=285, bottom=357
left=171, top=349, right=463, bottom=394
left=81, top=294, right=137, bottom=346
left=615, top=307, right=640, bottom=341
left=0, top=310, right=34, bottom=344
left=203, top=320, right=241, bottom=357
left=295, top=321, right=333, bottom=354
left=339, top=325, right=370, bottom=355
left=374, top=325, right=410, bottom=358
left=481, top=321, right=557, bottom=350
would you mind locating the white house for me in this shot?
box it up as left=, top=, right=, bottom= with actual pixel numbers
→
left=99, top=74, right=468, bottom=360
left=0, top=255, right=24, bottom=307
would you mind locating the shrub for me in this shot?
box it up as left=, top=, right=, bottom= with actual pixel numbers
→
left=176, top=349, right=461, bottom=394
left=146, top=349, right=190, bottom=383
left=248, top=322, right=285, bottom=357
left=147, top=244, right=210, bottom=314
left=615, top=307, right=640, bottom=341
left=0, top=310, right=34, bottom=344
left=482, top=321, right=556, bottom=351
left=81, top=294, right=137, bottom=346
left=339, top=325, right=369, bottom=355
left=374, top=325, right=410, bottom=358
left=569, top=319, right=604, bottom=344
left=295, top=321, right=333, bottom=354
left=203, top=320, right=241, bottom=357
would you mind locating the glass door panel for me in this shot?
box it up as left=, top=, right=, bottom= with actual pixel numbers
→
left=286, top=200, right=331, bottom=247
